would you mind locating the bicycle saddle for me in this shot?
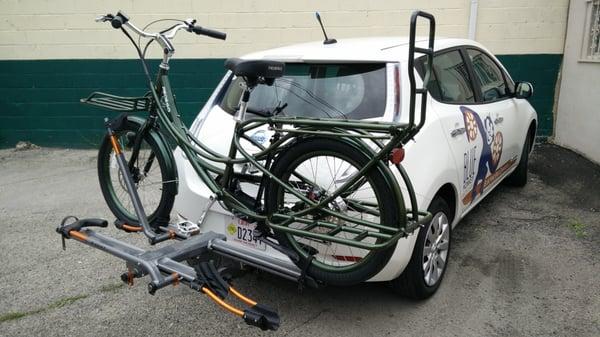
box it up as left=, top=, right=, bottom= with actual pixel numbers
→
left=225, top=58, right=285, bottom=85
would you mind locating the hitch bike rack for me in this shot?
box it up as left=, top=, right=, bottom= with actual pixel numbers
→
left=56, top=217, right=304, bottom=331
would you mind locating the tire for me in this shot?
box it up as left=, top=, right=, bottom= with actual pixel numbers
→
left=97, top=119, right=177, bottom=229
left=504, top=132, right=531, bottom=187
left=265, top=138, right=402, bottom=286
left=389, top=196, right=452, bottom=299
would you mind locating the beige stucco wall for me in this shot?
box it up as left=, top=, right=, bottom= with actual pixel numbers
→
left=0, top=0, right=568, bottom=59
left=555, top=0, right=600, bottom=164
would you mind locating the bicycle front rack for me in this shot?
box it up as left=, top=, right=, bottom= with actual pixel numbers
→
left=81, top=92, right=151, bottom=112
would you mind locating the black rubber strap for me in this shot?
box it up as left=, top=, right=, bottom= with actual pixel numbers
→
left=297, top=255, right=315, bottom=291
left=192, top=261, right=230, bottom=299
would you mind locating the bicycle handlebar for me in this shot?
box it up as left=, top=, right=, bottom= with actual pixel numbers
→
left=191, top=25, right=227, bottom=40
left=95, top=11, right=226, bottom=90
left=96, top=11, right=227, bottom=41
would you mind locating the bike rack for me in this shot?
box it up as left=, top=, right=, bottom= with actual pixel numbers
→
left=56, top=217, right=294, bottom=331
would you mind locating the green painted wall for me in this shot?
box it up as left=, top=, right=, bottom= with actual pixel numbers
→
left=0, top=55, right=561, bottom=148
left=496, top=54, right=562, bottom=138
left=0, top=59, right=227, bottom=148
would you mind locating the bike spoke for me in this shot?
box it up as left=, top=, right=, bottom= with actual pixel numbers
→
left=280, top=152, right=383, bottom=269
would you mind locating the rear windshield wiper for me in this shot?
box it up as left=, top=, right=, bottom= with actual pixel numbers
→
left=245, top=107, right=272, bottom=117
left=246, top=102, right=288, bottom=117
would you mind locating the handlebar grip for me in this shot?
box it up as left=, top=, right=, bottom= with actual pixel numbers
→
left=192, top=25, right=226, bottom=40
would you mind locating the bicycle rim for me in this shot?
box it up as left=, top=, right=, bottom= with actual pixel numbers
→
left=276, top=151, right=388, bottom=272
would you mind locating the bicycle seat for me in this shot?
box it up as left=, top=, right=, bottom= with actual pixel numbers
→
left=225, top=58, right=285, bottom=82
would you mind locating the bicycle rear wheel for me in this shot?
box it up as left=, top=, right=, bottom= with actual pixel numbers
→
left=97, top=118, right=177, bottom=229
left=265, top=138, right=402, bottom=286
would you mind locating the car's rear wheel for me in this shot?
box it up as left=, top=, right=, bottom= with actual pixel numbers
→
left=389, top=196, right=451, bottom=299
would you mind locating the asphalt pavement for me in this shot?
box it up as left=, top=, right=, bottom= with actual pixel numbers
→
left=0, top=143, right=598, bottom=337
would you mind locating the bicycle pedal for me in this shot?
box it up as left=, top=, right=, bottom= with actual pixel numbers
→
left=168, top=221, right=200, bottom=236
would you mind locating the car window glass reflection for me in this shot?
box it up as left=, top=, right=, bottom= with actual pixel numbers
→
left=467, top=49, right=509, bottom=102
left=417, top=50, right=475, bottom=104
left=220, top=63, right=387, bottom=120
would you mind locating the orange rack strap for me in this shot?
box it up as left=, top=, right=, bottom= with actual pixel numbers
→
left=229, top=287, right=257, bottom=307
left=109, top=135, right=121, bottom=154
left=122, top=224, right=143, bottom=232
left=201, top=287, right=244, bottom=317
left=69, top=231, right=88, bottom=241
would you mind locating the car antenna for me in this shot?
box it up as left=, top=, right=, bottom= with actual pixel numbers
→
left=315, top=12, right=337, bottom=44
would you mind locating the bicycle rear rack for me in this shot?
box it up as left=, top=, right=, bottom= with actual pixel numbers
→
left=81, top=92, right=151, bottom=112
left=406, top=10, right=435, bottom=140
left=268, top=210, right=430, bottom=250
left=56, top=217, right=293, bottom=331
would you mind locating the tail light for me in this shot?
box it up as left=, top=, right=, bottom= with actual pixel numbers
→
left=393, top=63, right=401, bottom=121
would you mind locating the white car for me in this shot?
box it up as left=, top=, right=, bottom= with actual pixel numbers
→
left=172, top=36, right=537, bottom=298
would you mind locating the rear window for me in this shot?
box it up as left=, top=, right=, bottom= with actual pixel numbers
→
left=219, top=63, right=387, bottom=120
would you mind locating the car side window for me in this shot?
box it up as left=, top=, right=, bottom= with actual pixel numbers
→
left=467, top=49, right=511, bottom=102
left=418, top=50, right=475, bottom=104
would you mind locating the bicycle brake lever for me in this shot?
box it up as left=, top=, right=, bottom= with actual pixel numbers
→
left=95, top=14, right=114, bottom=23
left=183, top=18, right=197, bottom=32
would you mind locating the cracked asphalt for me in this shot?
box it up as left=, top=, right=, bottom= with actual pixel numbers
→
left=0, top=143, right=598, bottom=337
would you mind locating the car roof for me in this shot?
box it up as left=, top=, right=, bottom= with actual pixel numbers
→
left=241, top=37, right=483, bottom=63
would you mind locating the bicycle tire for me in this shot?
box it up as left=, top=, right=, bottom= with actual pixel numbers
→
left=265, top=137, right=401, bottom=286
left=97, top=117, right=177, bottom=229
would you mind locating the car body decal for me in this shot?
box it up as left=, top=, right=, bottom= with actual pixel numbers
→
left=459, top=106, right=514, bottom=205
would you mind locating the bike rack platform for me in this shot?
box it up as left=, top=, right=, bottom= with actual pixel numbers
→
left=56, top=218, right=293, bottom=331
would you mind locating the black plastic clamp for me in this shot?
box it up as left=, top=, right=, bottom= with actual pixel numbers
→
left=243, top=304, right=281, bottom=331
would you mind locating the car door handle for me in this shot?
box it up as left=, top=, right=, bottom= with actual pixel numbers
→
left=450, top=127, right=466, bottom=137
left=494, top=116, right=504, bottom=125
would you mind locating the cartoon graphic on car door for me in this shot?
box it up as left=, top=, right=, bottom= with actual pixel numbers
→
left=460, top=106, right=502, bottom=203
left=458, top=105, right=518, bottom=206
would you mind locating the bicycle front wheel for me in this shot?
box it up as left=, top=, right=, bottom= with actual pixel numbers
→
left=97, top=119, right=177, bottom=229
left=265, top=138, right=402, bottom=286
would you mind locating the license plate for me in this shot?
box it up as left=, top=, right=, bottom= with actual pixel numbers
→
left=225, top=218, right=267, bottom=251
